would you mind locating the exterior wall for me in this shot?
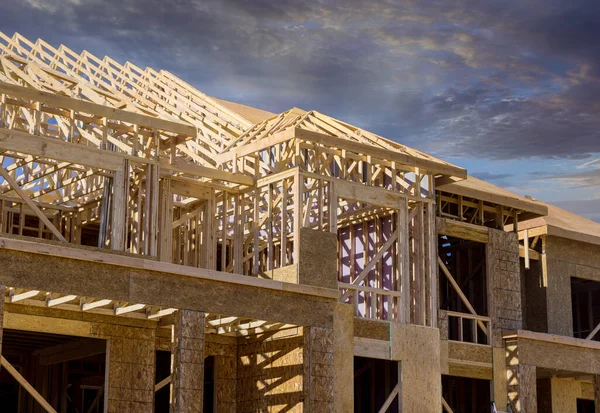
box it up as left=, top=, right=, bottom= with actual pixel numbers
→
left=237, top=328, right=305, bottom=412
left=487, top=228, right=522, bottom=347
left=391, top=323, right=441, bottom=412
left=333, top=303, right=353, bottom=413
left=487, top=229, right=522, bottom=409
left=537, top=378, right=595, bottom=413
left=171, top=310, right=206, bottom=413
left=544, top=236, right=600, bottom=336
left=103, top=325, right=156, bottom=413
left=305, top=326, right=335, bottom=412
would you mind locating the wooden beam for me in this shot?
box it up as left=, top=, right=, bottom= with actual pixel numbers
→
left=377, top=384, right=399, bottom=413
left=155, top=375, right=172, bottom=392
left=586, top=321, right=600, bottom=341
left=1, top=355, right=58, bottom=413
left=436, top=217, right=489, bottom=244
left=0, top=129, right=124, bottom=170
left=160, top=158, right=253, bottom=186
left=0, top=166, right=67, bottom=242
left=442, top=397, right=454, bottom=413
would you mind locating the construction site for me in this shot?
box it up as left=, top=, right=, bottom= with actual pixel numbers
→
left=0, top=31, right=598, bottom=413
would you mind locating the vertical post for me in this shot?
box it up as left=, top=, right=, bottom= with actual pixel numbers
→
left=293, top=169, right=303, bottom=265
left=158, top=178, right=173, bottom=262
left=110, top=160, right=129, bottom=251
left=233, top=193, right=243, bottom=274
left=399, top=197, right=410, bottom=324
left=202, top=191, right=216, bottom=270
left=281, top=180, right=288, bottom=266
left=428, top=200, right=438, bottom=328
left=328, top=180, right=337, bottom=233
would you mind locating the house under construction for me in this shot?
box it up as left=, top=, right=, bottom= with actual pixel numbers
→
left=0, top=31, right=598, bottom=413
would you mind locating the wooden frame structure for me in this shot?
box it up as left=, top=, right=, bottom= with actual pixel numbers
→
left=0, top=30, right=598, bottom=413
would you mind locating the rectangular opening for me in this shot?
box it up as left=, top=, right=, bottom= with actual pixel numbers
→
left=577, top=398, right=595, bottom=413
left=571, top=277, right=600, bottom=340
left=442, top=375, right=490, bottom=413
left=354, top=356, right=399, bottom=412
left=439, top=236, right=488, bottom=344
left=0, top=329, right=106, bottom=413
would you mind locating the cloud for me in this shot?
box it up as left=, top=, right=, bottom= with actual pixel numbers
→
left=2, top=0, right=600, bottom=161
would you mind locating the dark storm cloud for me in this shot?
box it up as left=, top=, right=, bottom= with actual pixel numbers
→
left=2, top=0, right=600, bottom=160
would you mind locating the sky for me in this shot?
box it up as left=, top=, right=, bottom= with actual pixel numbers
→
left=1, top=0, right=600, bottom=221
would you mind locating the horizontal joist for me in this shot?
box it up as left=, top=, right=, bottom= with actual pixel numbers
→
left=0, top=129, right=125, bottom=170
left=436, top=217, right=489, bottom=244
left=160, top=158, right=253, bottom=186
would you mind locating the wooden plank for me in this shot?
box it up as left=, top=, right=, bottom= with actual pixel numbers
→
left=0, top=166, right=67, bottom=242
left=335, top=178, right=403, bottom=209
left=0, top=129, right=126, bottom=170
left=378, top=385, right=400, bottom=413
left=1, top=356, right=58, bottom=413
left=436, top=217, right=489, bottom=244
left=354, top=337, right=390, bottom=360
left=161, top=158, right=253, bottom=186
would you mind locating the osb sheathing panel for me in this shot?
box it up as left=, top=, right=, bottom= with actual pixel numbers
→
left=306, top=326, right=335, bottom=412
left=105, top=325, right=156, bottom=413
left=333, top=304, right=353, bottom=413
left=448, top=363, right=492, bottom=380
left=391, top=323, right=441, bottom=413
left=353, top=317, right=390, bottom=341
left=545, top=256, right=576, bottom=336
left=544, top=236, right=600, bottom=336
left=518, top=338, right=600, bottom=376
left=487, top=229, right=522, bottom=347
left=0, top=249, right=334, bottom=328
left=550, top=378, right=584, bottom=413
left=492, top=347, right=508, bottom=409
left=237, top=328, right=305, bottom=413
left=517, top=364, right=537, bottom=413
left=172, top=310, right=205, bottom=413
left=298, top=228, right=338, bottom=290
left=448, top=341, right=492, bottom=364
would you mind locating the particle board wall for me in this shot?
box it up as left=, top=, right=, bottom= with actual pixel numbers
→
left=391, top=323, right=441, bottom=413
left=171, top=310, right=205, bottom=413
left=487, top=229, right=522, bottom=347
left=206, top=334, right=237, bottom=413
left=544, top=236, right=600, bottom=336
left=333, top=303, right=353, bottom=413
left=305, top=326, right=335, bottom=412
left=0, top=248, right=335, bottom=329
left=516, top=337, right=600, bottom=376
left=237, top=328, right=305, bottom=413
left=104, top=325, right=156, bottom=413
left=298, top=228, right=338, bottom=290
